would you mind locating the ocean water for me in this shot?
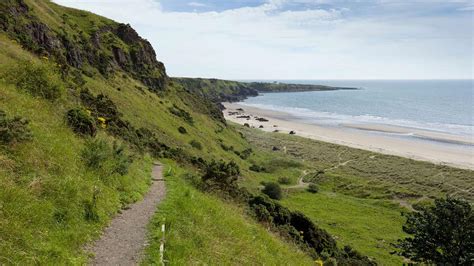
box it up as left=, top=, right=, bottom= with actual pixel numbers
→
left=240, top=80, right=474, bottom=138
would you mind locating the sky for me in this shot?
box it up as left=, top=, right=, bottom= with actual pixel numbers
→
left=53, top=0, right=473, bottom=80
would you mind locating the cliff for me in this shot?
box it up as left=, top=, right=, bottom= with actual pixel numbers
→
left=0, top=0, right=167, bottom=92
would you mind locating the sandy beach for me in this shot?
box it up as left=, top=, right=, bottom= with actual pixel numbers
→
left=224, top=102, right=474, bottom=170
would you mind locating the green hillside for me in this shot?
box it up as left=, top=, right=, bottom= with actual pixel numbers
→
left=1, top=1, right=472, bottom=265
left=0, top=0, right=369, bottom=264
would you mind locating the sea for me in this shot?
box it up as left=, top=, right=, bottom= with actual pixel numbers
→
left=239, top=80, right=474, bottom=144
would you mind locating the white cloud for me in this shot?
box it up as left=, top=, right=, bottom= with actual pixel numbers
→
left=53, top=0, right=472, bottom=79
left=188, top=2, right=207, bottom=8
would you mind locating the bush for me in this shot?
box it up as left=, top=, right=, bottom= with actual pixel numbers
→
left=249, top=164, right=266, bottom=172
left=262, top=182, right=283, bottom=200
left=110, top=142, right=133, bottom=176
left=189, top=140, right=202, bottom=150
left=239, top=148, right=253, bottom=160
left=81, top=138, right=110, bottom=170
left=66, top=108, right=97, bottom=137
left=169, top=104, right=194, bottom=125
left=0, top=110, right=32, bottom=145
left=220, top=143, right=234, bottom=151
left=178, top=126, right=187, bottom=134
left=81, top=138, right=132, bottom=176
left=278, top=176, right=291, bottom=185
left=307, top=183, right=319, bottom=193
left=6, top=61, right=63, bottom=100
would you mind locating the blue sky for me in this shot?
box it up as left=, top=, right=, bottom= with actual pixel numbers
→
left=54, top=0, right=473, bottom=79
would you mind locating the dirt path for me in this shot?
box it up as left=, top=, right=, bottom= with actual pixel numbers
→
left=89, top=163, right=165, bottom=265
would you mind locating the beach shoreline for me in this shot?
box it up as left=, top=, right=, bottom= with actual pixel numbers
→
left=223, top=102, right=474, bottom=170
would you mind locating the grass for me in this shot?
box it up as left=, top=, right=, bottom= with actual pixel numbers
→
left=144, top=161, right=314, bottom=265
left=0, top=37, right=153, bottom=264
left=282, top=191, right=406, bottom=265
left=0, top=23, right=312, bottom=264
left=233, top=124, right=474, bottom=264
left=3, top=1, right=472, bottom=264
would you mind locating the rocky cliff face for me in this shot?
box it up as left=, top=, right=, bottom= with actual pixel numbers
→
left=0, top=0, right=167, bottom=92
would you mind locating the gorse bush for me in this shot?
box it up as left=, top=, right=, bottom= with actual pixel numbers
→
left=169, top=104, right=194, bottom=125
left=82, top=138, right=110, bottom=170
left=249, top=164, right=266, bottom=172
left=262, top=182, right=283, bottom=200
left=0, top=110, right=32, bottom=145
left=189, top=140, right=202, bottom=150
left=202, top=160, right=240, bottom=184
left=178, top=126, right=187, bottom=134
left=66, top=108, right=97, bottom=137
left=81, top=138, right=132, bottom=176
left=6, top=60, right=63, bottom=100
left=307, top=183, right=319, bottom=193
left=111, top=142, right=133, bottom=176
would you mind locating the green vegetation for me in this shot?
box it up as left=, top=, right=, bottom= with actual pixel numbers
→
left=4, top=60, right=64, bottom=100
left=0, top=110, right=32, bottom=145
left=144, top=162, right=314, bottom=265
left=307, top=183, right=319, bottom=193
left=262, top=182, right=283, bottom=200
left=234, top=125, right=473, bottom=264
left=394, top=197, right=473, bottom=264
left=66, top=108, right=97, bottom=137
left=173, top=77, right=356, bottom=103
left=1, top=0, right=473, bottom=265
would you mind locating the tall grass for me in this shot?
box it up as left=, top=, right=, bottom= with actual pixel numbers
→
left=144, top=161, right=314, bottom=265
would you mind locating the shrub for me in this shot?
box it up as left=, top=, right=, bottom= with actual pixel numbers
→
left=80, top=89, right=120, bottom=121
left=278, top=176, right=291, bottom=185
left=0, top=110, right=32, bottom=145
left=189, top=140, right=202, bottom=150
left=239, top=148, right=253, bottom=160
left=249, top=164, right=266, bottom=172
left=81, top=138, right=132, bottom=176
left=66, top=108, right=97, bottom=137
left=220, top=143, right=234, bottom=151
left=6, top=61, right=63, bottom=100
left=307, top=183, right=319, bottom=193
left=202, top=160, right=240, bottom=184
left=111, top=142, right=133, bottom=176
left=81, top=138, right=110, bottom=170
left=178, top=126, right=187, bottom=134
left=262, top=182, right=283, bottom=200
left=169, top=104, right=194, bottom=125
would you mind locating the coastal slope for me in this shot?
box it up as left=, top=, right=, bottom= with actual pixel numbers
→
left=173, top=77, right=357, bottom=103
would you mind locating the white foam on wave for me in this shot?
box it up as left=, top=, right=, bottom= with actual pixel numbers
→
left=239, top=102, right=474, bottom=137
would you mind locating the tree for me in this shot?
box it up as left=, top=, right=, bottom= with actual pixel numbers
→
left=393, top=197, right=473, bottom=265
left=262, top=182, right=283, bottom=200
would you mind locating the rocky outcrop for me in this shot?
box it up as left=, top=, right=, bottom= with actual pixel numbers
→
left=0, top=0, right=168, bottom=92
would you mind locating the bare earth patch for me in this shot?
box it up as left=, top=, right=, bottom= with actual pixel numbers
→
left=88, top=164, right=166, bottom=265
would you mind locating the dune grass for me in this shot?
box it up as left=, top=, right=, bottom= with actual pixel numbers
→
left=144, top=161, right=314, bottom=265
left=233, top=125, right=474, bottom=265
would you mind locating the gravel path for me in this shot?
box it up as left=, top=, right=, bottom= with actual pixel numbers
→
left=89, top=163, right=166, bottom=265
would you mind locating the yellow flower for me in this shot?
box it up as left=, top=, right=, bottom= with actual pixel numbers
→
left=86, top=109, right=92, bottom=116
left=97, top=117, right=107, bottom=129
left=315, top=259, right=324, bottom=266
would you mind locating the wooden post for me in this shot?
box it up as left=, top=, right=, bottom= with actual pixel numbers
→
left=160, top=222, right=165, bottom=265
